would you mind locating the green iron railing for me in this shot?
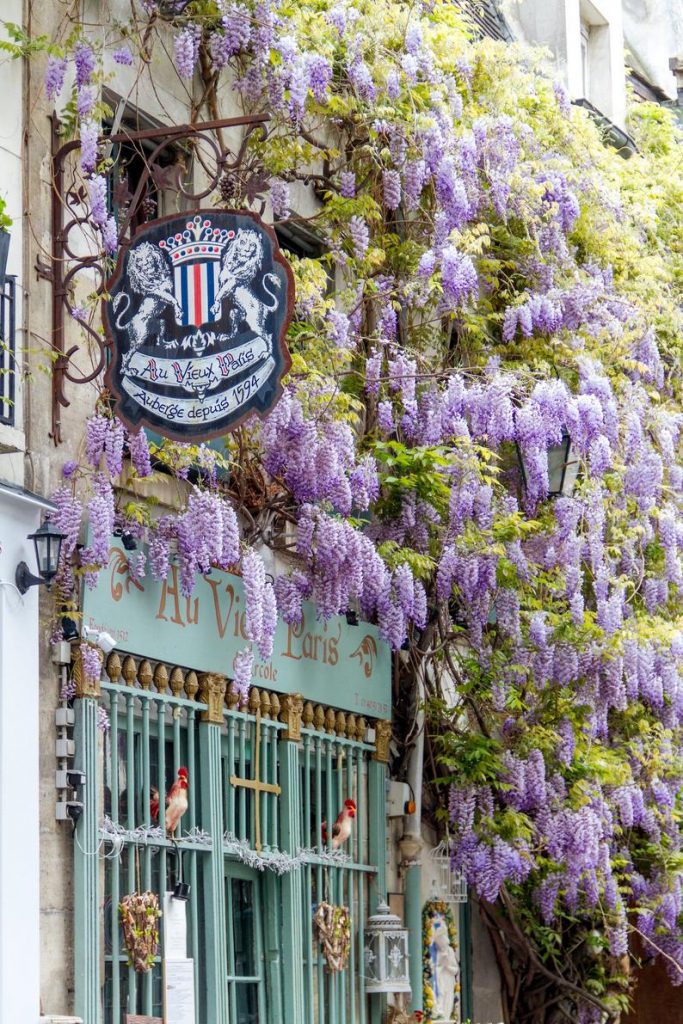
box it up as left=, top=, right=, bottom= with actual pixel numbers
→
left=74, top=649, right=386, bottom=1024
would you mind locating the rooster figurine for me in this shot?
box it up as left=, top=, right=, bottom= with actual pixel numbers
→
left=321, top=798, right=357, bottom=850
left=164, top=767, right=189, bottom=835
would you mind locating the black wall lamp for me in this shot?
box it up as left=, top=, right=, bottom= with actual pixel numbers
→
left=16, top=520, right=66, bottom=595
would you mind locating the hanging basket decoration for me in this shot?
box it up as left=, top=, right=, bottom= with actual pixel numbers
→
left=313, top=901, right=352, bottom=972
left=119, top=891, right=162, bottom=972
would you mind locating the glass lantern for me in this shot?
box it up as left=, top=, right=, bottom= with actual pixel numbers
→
left=516, top=430, right=579, bottom=498
left=429, top=839, right=468, bottom=904
left=363, top=902, right=411, bottom=994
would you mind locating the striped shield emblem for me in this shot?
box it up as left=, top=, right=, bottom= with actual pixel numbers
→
left=174, top=257, right=221, bottom=328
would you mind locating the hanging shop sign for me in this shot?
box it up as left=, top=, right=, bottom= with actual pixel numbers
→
left=82, top=543, right=392, bottom=719
left=103, top=211, right=294, bottom=442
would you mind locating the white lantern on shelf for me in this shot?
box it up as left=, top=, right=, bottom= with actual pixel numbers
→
left=363, top=902, right=411, bottom=994
left=429, top=839, right=468, bottom=904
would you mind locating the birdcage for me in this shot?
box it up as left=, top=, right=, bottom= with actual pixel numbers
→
left=429, top=838, right=468, bottom=904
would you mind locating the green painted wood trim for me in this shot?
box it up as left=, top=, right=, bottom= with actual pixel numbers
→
left=404, top=861, right=423, bottom=1012
left=367, top=759, right=387, bottom=1024
left=458, top=900, right=473, bottom=1022
left=279, top=739, right=306, bottom=1021
left=199, top=720, right=229, bottom=1022
left=263, top=872, right=284, bottom=1024
left=73, top=696, right=102, bottom=1024
left=367, top=760, right=387, bottom=909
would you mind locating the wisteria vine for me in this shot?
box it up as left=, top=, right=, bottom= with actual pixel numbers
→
left=29, top=0, right=683, bottom=1018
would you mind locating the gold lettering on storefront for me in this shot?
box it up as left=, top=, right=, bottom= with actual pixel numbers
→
left=283, top=617, right=341, bottom=666
left=156, top=565, right=199, bottom=626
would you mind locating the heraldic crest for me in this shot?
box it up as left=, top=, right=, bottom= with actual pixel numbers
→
left=104, top=210, right=293, bottom=441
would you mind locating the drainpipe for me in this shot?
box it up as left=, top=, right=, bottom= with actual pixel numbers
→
left=400, top=661, right=426, bottom=1012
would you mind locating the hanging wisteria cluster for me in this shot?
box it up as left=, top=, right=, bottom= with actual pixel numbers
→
left=38, top=0, right=683, bottom=1017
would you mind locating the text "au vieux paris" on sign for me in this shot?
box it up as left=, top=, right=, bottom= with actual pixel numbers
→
left=82, top=546, right=393, bottom=720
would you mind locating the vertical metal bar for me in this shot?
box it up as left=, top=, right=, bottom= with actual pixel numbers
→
left=315, top=736, right=325, bottom=1024
left=304, top=734, right=312, bottom=850
left=187, top=708, right=199, bottom=961
left=227, top=713, right=236, bottom=836
left=357, top=750, right=367, bottom=1024
left=199, top=704, right=229, bottom=1023
left=110, top=692, right=120, bottom=1024
left=238, top=716, right=247, bottom=841
left=335, top=739, right=345, bottom=1024
left=303, top=735, right=314, bottom=1021
left=125, top=693, right=137, bottom=1009
left=157, top=698, right=167, bottom=920
left=326, top=735, right=339, bottom=1024
left=249, top=716, right=256, bottom=846
left=270, top=724, right=279, bottom=850
left=226, top=876, right=237, bottom=1023
left=260, top=716, right=269, bottom=851
left=368, top=754, right=387, bottom=1024
left=279, top=732, right=305, bottom=1020
left=73, top=695, right=102, bottom=1024
left=347, top=746, right=356, bottom=1024
left=255, top=874, right=267, bottom=1024
left=140, top=695, right=152, bottom=1014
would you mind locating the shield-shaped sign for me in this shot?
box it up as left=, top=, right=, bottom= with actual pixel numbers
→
left=103, top=210, right=294, bottom=442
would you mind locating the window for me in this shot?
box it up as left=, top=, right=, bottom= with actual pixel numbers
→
left=103, top=94, right=190, bottom=235
left=85, top=652, right=383, bottom=1024
left=0, top=276, right=17, bottom=427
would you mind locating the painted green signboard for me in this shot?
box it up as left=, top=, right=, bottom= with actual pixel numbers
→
left=82, top=543, right=392, bottom=719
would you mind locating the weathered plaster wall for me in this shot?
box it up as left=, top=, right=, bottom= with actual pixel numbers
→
left=622, top=0, right=683, bottom=98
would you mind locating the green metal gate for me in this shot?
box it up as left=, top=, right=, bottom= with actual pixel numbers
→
left=72, top=649, right=389, bottom=1024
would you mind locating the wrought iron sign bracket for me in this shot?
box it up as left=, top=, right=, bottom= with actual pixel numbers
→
left=45, top=112, right=270, bottom=444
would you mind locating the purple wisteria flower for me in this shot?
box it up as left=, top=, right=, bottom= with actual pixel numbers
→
left=74, top=41, right=96, bottom=88
left=174, top=25, right=201, bottom=78
left=45, top=56, right=67, bottom=101
left=349, top=215, right=369, bottom=259
left=80, top=121, right=100, bottom=176
left=112, top=46, right=134, bottom=66
left=80, top=642, right=102, bottom=685
left=339, top=171, right=356, bottom=198
left=128, top=429, right=152, bottom=477
left=270, top=180, right=290, bottom=218
left=383, top=169, right=401, bottom=210
left=231, top=648, right=254, bottom=706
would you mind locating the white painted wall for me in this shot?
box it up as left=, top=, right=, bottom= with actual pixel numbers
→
left=0, top=485, right=54, bottom=1024
left=0, top=2, right=26, bottom=478
left=504, top=0, right=627, bottom=126
left=622, top=0, right=683, bottom=99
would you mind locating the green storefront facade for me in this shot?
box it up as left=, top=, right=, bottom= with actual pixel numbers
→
left=73, top=542, right=393, bottom=1024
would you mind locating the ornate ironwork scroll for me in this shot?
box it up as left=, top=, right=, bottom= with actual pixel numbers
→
left=42, top=113, right=270, bottom=443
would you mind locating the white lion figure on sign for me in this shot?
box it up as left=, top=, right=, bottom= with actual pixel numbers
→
left=211, top=228, right=281, bottom=341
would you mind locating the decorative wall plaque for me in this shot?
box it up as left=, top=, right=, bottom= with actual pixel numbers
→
left=104, top=210, right=293, bottom=441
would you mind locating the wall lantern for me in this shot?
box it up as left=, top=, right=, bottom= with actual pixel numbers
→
left=517, top=430, right=579, bottom=498
left=15, top=520, right=66, bottom=594
left=429, top=839, right=468, bottom=905
left=172, top=847, right=191, bottom=902
left=363, top=902, right=411, bottom=994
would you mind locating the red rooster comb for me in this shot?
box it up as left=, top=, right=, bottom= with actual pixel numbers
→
left=344, top=798, right=357, bottom=816
left=178, top=766, right=189, bottom=779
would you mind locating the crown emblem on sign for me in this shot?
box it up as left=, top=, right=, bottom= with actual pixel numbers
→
left=158, top=214, right=236, bottom=266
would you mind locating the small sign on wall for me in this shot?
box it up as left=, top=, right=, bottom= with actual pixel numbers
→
left=163, top=892, right=188, bottom=959
left=104, top=210, right=293, bottom=442
left=163, top=959, right=196, bottom=1024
